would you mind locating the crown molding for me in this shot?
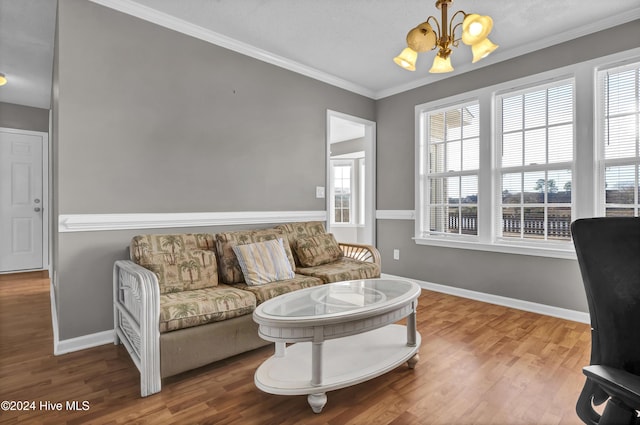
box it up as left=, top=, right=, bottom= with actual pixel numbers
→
left=89, top=1, right=640, bottom=100
left=58, top=211, right=327, bottom=233
left=89, top=0, right=376, bottom=99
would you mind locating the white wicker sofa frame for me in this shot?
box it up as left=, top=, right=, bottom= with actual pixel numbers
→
left=113, top=223, right=381, bottom=397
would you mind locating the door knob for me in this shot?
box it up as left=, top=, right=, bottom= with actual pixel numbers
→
left=34, top=207, right=41, bottom=212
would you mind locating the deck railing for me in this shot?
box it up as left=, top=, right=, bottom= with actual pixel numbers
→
left=446, top=214, right=572, bottom=238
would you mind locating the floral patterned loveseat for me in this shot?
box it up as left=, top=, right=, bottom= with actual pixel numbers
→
left=113, top=221, right=380, bottom=397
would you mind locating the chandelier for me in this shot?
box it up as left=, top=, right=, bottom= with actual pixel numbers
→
left=393, top=0, right=498, bottom=73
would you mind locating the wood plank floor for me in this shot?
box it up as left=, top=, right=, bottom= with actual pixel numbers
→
left=0, top=273, right=592, bottom=425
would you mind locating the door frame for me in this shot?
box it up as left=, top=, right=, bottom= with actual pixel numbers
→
left=325, top=110, right=376, bottom=246
left=0, top=127, right=49, bottom=274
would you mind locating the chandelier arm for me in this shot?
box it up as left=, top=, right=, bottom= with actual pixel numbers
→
left=426, top=15, right=442, bottom=41
left=448, top=10, right=467, bottom=39
left=450, top=21, right=465, bottom=45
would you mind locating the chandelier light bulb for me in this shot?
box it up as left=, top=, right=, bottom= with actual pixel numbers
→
left=461, top=14, right=494, bottom=46
left=468, top=22, right=484, bottom=37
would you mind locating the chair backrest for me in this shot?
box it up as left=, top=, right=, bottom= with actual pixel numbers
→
left=571, top=217, right=640, bottom=374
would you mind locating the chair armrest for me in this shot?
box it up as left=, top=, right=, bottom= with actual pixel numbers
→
left=113, top=260, right=161, bottom=396
left=339, top=242, right=381, bottom=265
left=584, top=365, right=640, bottom=409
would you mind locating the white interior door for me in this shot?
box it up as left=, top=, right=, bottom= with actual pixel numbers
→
left=0, top=129, right=45, bottom=272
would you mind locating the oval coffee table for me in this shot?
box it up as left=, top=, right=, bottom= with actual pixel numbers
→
left=252, top=278, right=421, bottom=413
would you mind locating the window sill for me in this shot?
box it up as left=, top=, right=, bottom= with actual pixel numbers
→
left=413, top=236, right=577, bottom=260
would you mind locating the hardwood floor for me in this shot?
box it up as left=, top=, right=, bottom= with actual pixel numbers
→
left=0, top=273, right=592, bottom=425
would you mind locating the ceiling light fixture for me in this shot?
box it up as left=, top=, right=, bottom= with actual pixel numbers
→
left=0, top=73, right=7, bottom=86
left=394, top=0, right=498, bottom=74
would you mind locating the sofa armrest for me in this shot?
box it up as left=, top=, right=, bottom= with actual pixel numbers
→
left=339, top=242, right=381, bottom=265
left=113, top=260, right=161, bottom=397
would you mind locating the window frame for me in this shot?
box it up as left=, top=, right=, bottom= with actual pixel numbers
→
left=330, top=159, right=355, bottom=225
left=494, top=78, right=576, bottom=248
left=596, top=61, right=640, bottom=217
left=417, top=99, right=481, bottom=241
left=413, top=47, right=640, bottom=260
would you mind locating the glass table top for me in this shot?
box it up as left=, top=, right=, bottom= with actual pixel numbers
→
left=258, top=279, right=419, bottom=319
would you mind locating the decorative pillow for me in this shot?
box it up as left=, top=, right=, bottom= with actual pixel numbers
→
left=215, top=229, right=295, bottom=284
left=232, top=238, right=295, bottom=286
left=294, top=233, right=343, bottom=267
left=138, top=249, right=218, bottom=294
left=275, top=221, right=327, bottom=266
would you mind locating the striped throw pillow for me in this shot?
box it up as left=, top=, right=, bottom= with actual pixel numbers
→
left=232, top=238, right=295, bottom=286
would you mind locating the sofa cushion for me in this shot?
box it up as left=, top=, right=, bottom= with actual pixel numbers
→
left=294, top=233, right=343, bottom=267
left=159, top=284, right=256, bottom=333
left=232, top=238, right=295, bottom=286
left=131, top=233, right=215, bottom=263
left=232, top=274, right=323, bottom=305
left=274, top=221, right=327, bottom=266
left=215, top=229, right=295, bottom=284
left=296, top=257, right=381, bottom=284
left=131, top=233, right=218, bottom=294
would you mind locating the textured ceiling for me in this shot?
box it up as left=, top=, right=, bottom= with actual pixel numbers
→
left=1, top=0, right=639, bottom=109
left=122, top=0, right=640, bottom=97
left=0, top=0, right=56, bottom=109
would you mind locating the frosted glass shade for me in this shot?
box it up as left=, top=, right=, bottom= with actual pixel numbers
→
left=471, top=38, right=498, bottom=63
left=406, top=22, right=437, bottom=52
left=429, top=55, right=454, bottom=73
left=393, top=48, right=418, bottom=71
left=0, top=73, right=6, bottom=86
left=461, top=14, right=494, bottom=45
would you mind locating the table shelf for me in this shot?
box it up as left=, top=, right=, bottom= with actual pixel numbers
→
left=255, top=324, right=420, bottom=397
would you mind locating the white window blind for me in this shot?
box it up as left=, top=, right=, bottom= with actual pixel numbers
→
left=496, top=79, right=574, bottom=242
left=420, top=101, right=480, bottom=237
left=598, top=62, right=640, bottom=217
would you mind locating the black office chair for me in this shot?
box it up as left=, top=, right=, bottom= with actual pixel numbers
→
left=571, top=217, right=640, bottom=425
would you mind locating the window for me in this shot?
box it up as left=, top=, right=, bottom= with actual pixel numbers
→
left=597, top=62, right=640, bottom=217
left=418, top=101, right=480, bottom=238
left=496, top=80, right=574, bottom=242
left=332, top=161, right=352, bottom=223
left=414, top=50, right=640, bottom=259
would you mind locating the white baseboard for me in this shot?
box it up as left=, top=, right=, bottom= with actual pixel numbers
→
left=50, top=279, right=60, bottom=354
left=381, top=273, right=590, bottom=324
left=51, top=279, right=115, bottom=356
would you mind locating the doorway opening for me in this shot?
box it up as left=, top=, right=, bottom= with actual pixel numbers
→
left=326, top=110, right=376, bottom=246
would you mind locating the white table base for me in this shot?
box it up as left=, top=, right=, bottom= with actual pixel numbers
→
left=254, top=324, right=421, bottom=413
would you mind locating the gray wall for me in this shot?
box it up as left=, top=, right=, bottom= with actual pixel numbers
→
left=52, top=0, right=638, bottom=342
left=0, top=102, right=49, bottom=132
left=375, top=21, right=640, bottom=313
left=54, top=0, right=374, bottom=339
